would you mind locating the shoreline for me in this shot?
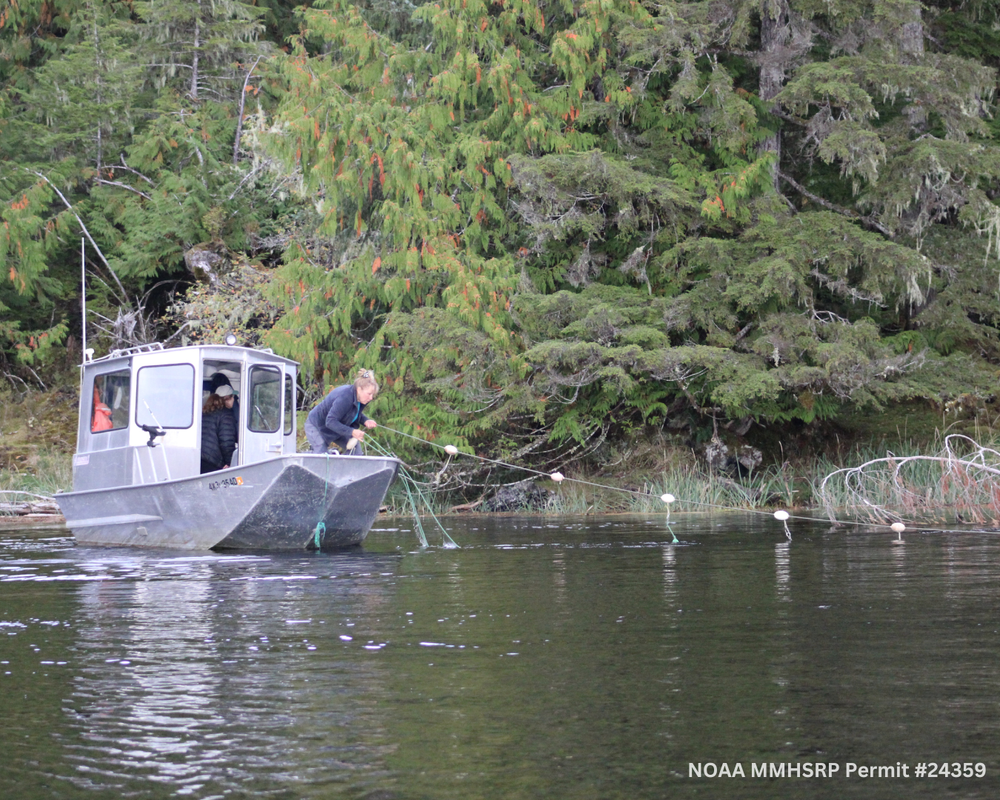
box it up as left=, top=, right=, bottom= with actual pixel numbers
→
left=0, top=513, right=66, bottom=528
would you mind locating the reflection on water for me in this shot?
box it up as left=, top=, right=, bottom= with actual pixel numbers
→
left=2, top=516, right=1000, bottom=799
left=65, top=556, right=371, bottom=795
left=2, top=537, right=400, bottom=798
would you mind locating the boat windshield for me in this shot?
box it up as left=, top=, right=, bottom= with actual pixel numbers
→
left=136, top=363, right=196, bottom=429
left=248, top=366, right=282, bottom=433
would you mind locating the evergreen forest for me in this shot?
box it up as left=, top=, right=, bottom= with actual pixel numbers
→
left=4, top=0, right=1000, bottom=482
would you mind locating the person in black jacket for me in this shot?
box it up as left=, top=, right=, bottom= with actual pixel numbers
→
left=201, top=385, right=237, bottom=473
left=305, top=370, right=378, bottom=455
left=205, top=371, right=240, bottom=436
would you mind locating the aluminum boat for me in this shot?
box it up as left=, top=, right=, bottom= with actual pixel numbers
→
left=55, top=342, right=399, bottom=549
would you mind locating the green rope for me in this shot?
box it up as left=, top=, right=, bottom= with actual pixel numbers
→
left=367, top=436, right=458, bottom=548
left=312, top=452, right=332, bottom=550
left=666, top=521, right=679, bottom=544
left=665, top=504, right=679, bottom=544
left=401, top=468, right=459, bottom=548
left=313, top=520, right=326, bottom=550
left=402, top=472, right=429, bottom=548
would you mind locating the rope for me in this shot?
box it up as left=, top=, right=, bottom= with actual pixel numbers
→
left=366, top=436, right=458, bottom=548
left=402, top=475, right=429, bottom=548
left=312, top=452, right=332, bottom=550
left=371, top=424, right=934, bottom=540
left=664, top=499, right=679, bottom=544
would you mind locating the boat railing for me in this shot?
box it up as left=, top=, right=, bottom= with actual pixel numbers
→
left=85, top=342, right=165, bottom=364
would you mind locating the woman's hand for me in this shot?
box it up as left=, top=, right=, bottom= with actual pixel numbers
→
left=364, top=419, right=377, bottom=430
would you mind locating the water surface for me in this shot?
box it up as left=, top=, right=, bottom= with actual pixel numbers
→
left=1, top=514, right=998, bottom=799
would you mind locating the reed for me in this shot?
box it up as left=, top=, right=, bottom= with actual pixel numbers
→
left=477, top=436, right=1000, bottom=521
left=815, top=434, right=1000, bottom=525
left=543, top=460, right=803, bottom=516
left=0, top=448, right=73, bottom=497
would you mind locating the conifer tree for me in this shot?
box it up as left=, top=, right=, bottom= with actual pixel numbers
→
left=3, top=0, right=1000, bottom=469
left=506, top=0, right=1000, bottom=445
left=260, top=0, right=626, bottom=450
left=1, top=0, right=279, bottom=366
left=257, top=0, right=1000, bottom=467
left=0, top=1, right=134, bottom=370
left=133, top=0, right=265, bottom=101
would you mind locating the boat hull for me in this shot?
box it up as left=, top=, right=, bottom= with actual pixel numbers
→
left=56, top=454, right=400, bottom=550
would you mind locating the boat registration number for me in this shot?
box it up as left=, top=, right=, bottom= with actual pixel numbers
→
left=208, top=476, right=244, bottom=490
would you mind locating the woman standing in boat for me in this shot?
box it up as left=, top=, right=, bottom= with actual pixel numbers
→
left=201, top=385, right=238, bottom=473
left=305, top=370, right=378, bottom=455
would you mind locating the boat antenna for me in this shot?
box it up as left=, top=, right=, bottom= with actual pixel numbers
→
left=80, top=237, right=89, bottom=364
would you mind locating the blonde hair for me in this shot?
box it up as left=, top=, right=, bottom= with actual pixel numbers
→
left=354, top=369, right=379, bottom=397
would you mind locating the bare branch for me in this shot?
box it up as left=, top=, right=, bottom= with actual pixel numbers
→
left=234, top=56, right=262, bottom=166
left=27, top=169, right=130, bottom=303
left=777, top=170, right=895, bottom=238
left=94, top=179, right=153, bottom=200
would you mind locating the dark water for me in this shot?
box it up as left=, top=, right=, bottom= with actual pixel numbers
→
left=1, top=513, right=999, bottom=799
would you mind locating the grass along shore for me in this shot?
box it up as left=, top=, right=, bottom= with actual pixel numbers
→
left=5, top=386, right=1000, bottom=527
left=382, top=434, right=1000, bottom=527
left=6, top=440, right=1000, bottom=527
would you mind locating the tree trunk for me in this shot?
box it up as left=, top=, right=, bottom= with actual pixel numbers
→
left=190, top=1, right=201, bottom=100
left=759, top=0, right=791, bottom=191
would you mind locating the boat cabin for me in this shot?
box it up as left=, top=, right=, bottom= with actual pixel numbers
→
left=73, top=343, right=298, bottom=492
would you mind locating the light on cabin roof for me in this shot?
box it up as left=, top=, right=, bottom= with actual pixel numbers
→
left=224, top=332, right=238, bottom=346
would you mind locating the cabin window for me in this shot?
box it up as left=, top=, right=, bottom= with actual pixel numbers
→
left=248, top=366, right=281, bottom=433
left=283, top=374, right=295, bottom=436
left=91, top=370, right=131, bottom=432
left=136, top=364, right=195, bottom=429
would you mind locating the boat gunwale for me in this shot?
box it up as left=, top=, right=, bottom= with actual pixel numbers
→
left=58, top=453, right=402, bottom=499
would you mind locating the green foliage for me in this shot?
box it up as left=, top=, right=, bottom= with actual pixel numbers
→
left=258, top=0, right=638, bottom=394
left=0, top=0, right=283, bottom=371
left=162, top=258, right=283, bottom=348
left=243, top=0, right=1000, bottom=468
left=6, top=0, right=1000, bottom=478
left=133, top=0, right=266, bottom=98
left=0, top=172, right=74, bottom=371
